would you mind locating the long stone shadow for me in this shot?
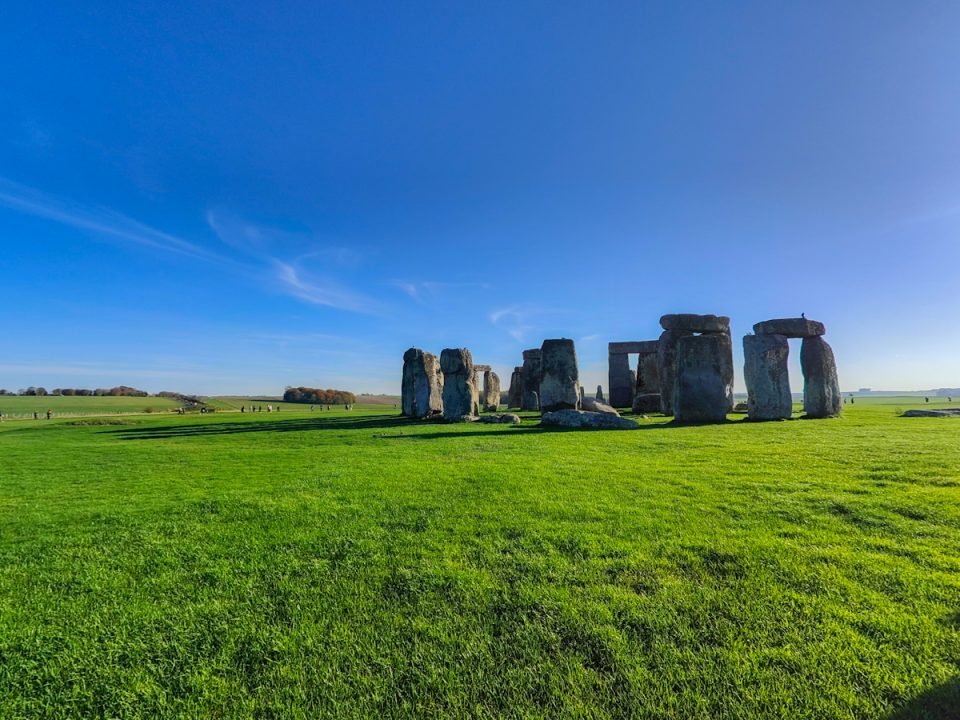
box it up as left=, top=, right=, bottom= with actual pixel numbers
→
left=885, top=676, right=960, bottom=719
left=107, top=414, right=411, bottom=440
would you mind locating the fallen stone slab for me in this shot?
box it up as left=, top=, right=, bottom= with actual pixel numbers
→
left=541, top=409, right=639, bottom=430
left=660, top=313, right=730, bottom=333
left=753, top=318, right=826, bottom=338
left=476, top=413, right=522, bottom=424
left=902, top=409, right=960, bottom=418
left=580, top=396, right=619, bottom=415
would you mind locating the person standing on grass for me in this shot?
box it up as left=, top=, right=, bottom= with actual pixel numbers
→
left=46, top=409, right=51, bottom=420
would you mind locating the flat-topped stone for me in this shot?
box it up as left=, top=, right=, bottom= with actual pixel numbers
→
left=539, top=339, right=580, bottom=412
left=608, top=340, right=659, bottom=354
left=660, top=313, right=730, bottom=333
left=473, top=364, right=492, bottom=373
left=440, top=348, right=479, bottom=419
left=754, top=318, right=825, bottom=338
left=522, top=349, right=542, bottom=360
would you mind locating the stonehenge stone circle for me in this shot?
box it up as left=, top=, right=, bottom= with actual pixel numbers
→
left=656, top=329, right=692, bottom=415
left=754, top=318, right=825, bottom=338
left=743, top=334, right=792, bottom=420
left=801, top=336, right=841, bottom=418
left=440, top=348, right=479, bottom=420
left=483, top=370, right=501, bottom=412
left=401, top=348, right=444, bottom=418
left=673, top=334, right=731, bottom=423
left=507, top=367, right=523, bottom=408
left=520, top=349, right=542, bottom=411
left=539, top=339, right=581, bottom=412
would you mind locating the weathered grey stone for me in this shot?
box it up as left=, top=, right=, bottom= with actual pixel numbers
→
left=596, top=385, right=604, bottom=401
left=673, top=334, right=731, bottom=423
left=902, top=409, right=960, bottom=418
left=483, top=370, right=501, bottom=412
left=660, top=313, right=730, bottom=333
left=477, top=413, right=522, bottom=424
left=656, top=329, right=692, bottom=415
left=754, top=318, right=825, bottom=338
left=507, top=367, right=523, bottom=408
left=401, top=348, right=444, bottom=418
left=608, top=340, right=659, bottom=355
left=440, top=348, right=479, bottom=419
left=743, top=334, right=792, bottom=421
left=523, top=390, right=539, bottom=411
left=539, top=339, right=580, bottom=412
left=580, top=396, right=619, bottom=415
left=541, top=409, right=639, bottom=430
left=608, top=352, right=633, bottom=408
left=520, top=349, right=541, bottom=411
left=632, top=392, right=661, bottom=414
left=636, top=351, right=660, bottom=394
left=801, top=337, right=841, bottom=418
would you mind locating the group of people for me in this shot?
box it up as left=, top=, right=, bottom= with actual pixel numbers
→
left=241, top=405, right=277, bottom=413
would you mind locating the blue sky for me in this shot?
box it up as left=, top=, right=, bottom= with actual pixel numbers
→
left=2, top=1, right=958, bottom=395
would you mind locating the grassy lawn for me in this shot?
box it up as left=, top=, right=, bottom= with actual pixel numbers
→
left=0, top=399, right=957, bottom=718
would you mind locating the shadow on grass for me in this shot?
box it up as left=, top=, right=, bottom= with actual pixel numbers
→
left=885, top=676, right=960, bottom=720
left=106, top=412, right=727, bottom=441
left=107, top=414, right=412, bottom=440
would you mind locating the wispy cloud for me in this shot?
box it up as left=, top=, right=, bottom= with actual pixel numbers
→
left=0, top=177, right=217, bottom=261
left=489, top=306, right=535, bottom=342
left=271, top=259, right=380, bottom=314
left=392, top=279, right=491, bottom=302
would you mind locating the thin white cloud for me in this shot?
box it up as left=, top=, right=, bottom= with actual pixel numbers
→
left=0, top=177, right=217, bottom=261
left=394, top=280, right=491, bottom=302
left=489, top=306, right=535, bottom=342
left=271, top=259, right=380, bottom=314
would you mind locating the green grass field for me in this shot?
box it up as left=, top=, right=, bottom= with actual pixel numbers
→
left=0, top=398, right=957, bottom=718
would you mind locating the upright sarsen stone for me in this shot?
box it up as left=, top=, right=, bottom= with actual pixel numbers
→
left=539, top=339, right=580, bottom=412
left=401, top=348, right=443, bottom=418
left=483, top=370, right=501, bottom=412
left=801, top=337, right=841, bottom=418
left=440, top=348, right=479, bottom=419
left=657, top=329, right=692, bottom=416
left=507, top=366, right=523, bottom=408
left=520, top=349, right=542, bottom=411
left=608, top=352, right=633, bottom=408
left=673, top=334, right=730, bottom=423
left=743, top=334, right=792, bottom=420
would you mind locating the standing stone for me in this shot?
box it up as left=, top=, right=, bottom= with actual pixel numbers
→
left=673, top=334, right=730, bottom=423
left=716, top=329, right=736, bottom=412
left=636, top=352, right=660, bottom=394
left=608, top=352, right=633, bottom=408
left=483, top=370, right=501, bottom=412
left=522, top=390, right=540, bottom=411
left=596, top=385, right=605, bottom=401
left=657, top=329, right=692, bottom=415
left=801, top=337, right=841, bottom=418
left=520, top=349, right=542, bottom=411
left=401, top=348, right=443, bottom=418
left=743, top=334, right=792, bottom=420
left=539, top=339, right=580, bottom=412
left=507, top=367, right=523, bottom=408
left=440, top=348, right=479, bottom=419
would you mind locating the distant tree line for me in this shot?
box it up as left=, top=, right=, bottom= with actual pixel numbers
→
left=2, top=385, right=149, bottom=397
left=283, top=386, right=356, bottom=405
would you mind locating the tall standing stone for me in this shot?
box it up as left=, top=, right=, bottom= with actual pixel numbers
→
left=539, top=339, right=580, bottom=412
left=608, top=352, right=633, bottom=408
left=801, top=337, right=841, bottom=418
left=596, top=385, right=605, bottom=401
left=657, top=329, right=692, bottom=415
left=743, top=334, right=792, bottom=420
left=483, top=370, right=501, bottom=412
left=673, top=334, right=730, bottom=423
left=507, top=367, right=523, bottom=408
left=520, top=349, right=542, bottom=411
left=401, top=348, right=444, bottom=418
left=440, top=348, right=479, bottom=419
